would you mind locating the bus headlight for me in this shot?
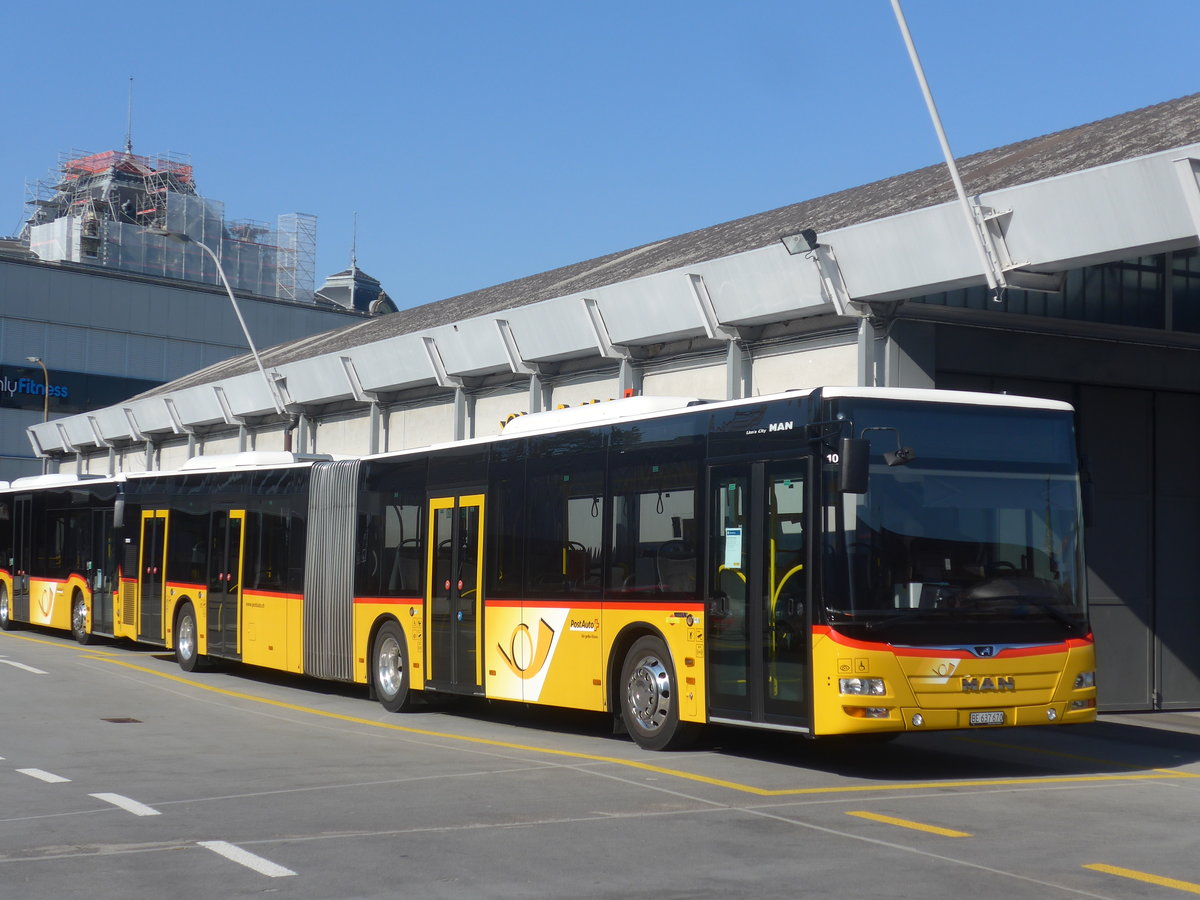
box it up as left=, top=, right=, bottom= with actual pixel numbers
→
left=840, top=677, right=886, bottom=696
left=1074, top=671, right=1096, bottom=689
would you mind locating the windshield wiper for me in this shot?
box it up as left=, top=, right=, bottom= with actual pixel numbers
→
left=830, top=608, right=947, bottom=632
left=1012, top=593, right=1082, bottom=630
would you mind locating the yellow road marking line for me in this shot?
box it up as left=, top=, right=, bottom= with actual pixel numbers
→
left=1, top=632, right=115, bottom=654
left=846, top=810, right=970, bottom=837
left=76, top=654, right=1200, bottom=798
left=1084, top=863, right=1200, bottom=895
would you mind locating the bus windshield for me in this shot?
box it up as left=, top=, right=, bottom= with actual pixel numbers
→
left=823, top=399, right=1087, bottom=643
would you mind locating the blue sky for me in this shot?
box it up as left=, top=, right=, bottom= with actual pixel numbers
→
left=3, top=1, right=1197, bottom=311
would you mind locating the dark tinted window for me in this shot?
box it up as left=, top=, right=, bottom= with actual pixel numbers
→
left=167, top=507, right=209, bottom=585
left=359, top=459, right=425, bottom=597
left=487, top=445, right=525, bottom=599
left=608, top=452, right=699, bottom=599
left=525, top=435, right=605, bottom=598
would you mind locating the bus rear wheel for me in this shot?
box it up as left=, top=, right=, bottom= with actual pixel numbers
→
left=71, top=592, right=95, bottom=645
left=620, top=636, right=698, bottom=751
left=373, top=621, right=415, bottom=713
left=175, top=603, right=204, bottom=673
left=0, top=585, right=14, bottom=631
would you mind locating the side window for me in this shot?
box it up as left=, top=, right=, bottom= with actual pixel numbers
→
left=380, top=501, right=422, bottom=596
left=44, top=508, right=69, bottom=575
left=166, top=508, right=209, bottom=585
left=360, top=460, right=425, bottom=598
left=66, top=509, right=88, bottom=573
left=525, top=453, right=604, bottom=596
left=248, top=509, right=290, bottom=591
left=609, top=456, right=698, bottom=598
left=287, top=508, right=306, bottom=592
left=487, top=455, right=525, bottom=598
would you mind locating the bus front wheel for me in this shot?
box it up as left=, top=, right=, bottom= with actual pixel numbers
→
left=620, top=636, right=698, bottom=751
left=373, top=621, right=415, bottom=713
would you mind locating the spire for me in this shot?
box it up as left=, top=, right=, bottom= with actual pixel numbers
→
left=350, top=211, right=358, bottom=311
left=124, top=76, right=134, bottom=154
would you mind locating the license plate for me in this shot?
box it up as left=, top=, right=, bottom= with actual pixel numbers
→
left=969, top=710, right=1005, bottom=726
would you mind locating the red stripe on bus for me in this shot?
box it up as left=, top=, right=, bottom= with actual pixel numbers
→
left=813, top=625, right=1092, bottom=657
left=354, top=596, right=423, bottom=605
left=485, top=598, right=600, bottom=610
left=164, top=581, right=206, bottom=593
left=484, top=597, right=703, bottom=613
left=243, top=589, right=303, bottom=601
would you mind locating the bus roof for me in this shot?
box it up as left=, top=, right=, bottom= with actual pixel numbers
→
left=819, top=386, right=1074, bottom=413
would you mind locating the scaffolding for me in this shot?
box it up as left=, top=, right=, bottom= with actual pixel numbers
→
left=21, top=148, right=316, bottom=304
left=276, top=212, right=317, bottom=304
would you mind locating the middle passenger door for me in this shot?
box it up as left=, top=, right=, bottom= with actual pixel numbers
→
left=206, top=509, right=246, bottom=659
left=425, top=494, right=484, bottom=694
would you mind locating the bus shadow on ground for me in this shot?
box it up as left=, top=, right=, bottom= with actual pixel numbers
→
left=139, top=646, right=1200, bottom=782
left=703, top=719, right=1200, bottom=782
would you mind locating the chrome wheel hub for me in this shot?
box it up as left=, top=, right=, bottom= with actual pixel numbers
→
left=627, top=654, right=672, bottom=733
left=377, top=635, right=404, bottom=699
left=72, top=597, right=87, bottom=635
left=178, top=614, right=196, bottom=661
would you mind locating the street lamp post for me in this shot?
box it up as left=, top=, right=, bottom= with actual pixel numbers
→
left=148, top=228, right=285, bottom=416
left=25, top=356, right=48, bottom=422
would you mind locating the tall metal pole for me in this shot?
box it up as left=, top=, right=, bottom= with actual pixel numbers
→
left=26, top=356, right=49, bottom=473
left=890, top=0, right=1002, bottom=297
left=149, top=229, right=285, bottom=415
left=25, top=356, right=48, bottom=422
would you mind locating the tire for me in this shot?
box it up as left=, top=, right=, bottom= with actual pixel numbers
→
left=0, top=584, right=14, bottom=632
left=71, top=591, right=96, bottom=645
left=373, top=621, right=415, bottom=713
left=175, top=602, right=203, bottom=672
left=620, top=635, right=699, bottom=751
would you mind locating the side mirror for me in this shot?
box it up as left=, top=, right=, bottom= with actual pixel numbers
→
left=839, top=437, right=870, bottom=494
left=113, top=497, right=125, bottom=530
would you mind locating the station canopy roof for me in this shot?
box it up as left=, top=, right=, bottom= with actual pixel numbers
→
left=130, top=91, right=1200, bottom=400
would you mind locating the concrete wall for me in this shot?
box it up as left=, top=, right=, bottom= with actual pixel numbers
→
left=642, top=359, right=726, bottom=400
left=313, top=412, right=372, bottom=455
left=201, top=432, right=243, bottom=456
left=548, top=373, right=622, bottom=409
left=474, top=388, right=533, bottom=440
left=386, top=400, right=456, bottom=452
left=752, top=340, right=857, bottom=395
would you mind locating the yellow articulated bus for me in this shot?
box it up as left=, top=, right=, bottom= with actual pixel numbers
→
left=0, top=387, right=1097, bottom=749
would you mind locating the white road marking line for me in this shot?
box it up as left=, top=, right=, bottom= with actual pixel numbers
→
left=198, top=841, right=296, bottom=878
left=0, top=660, right=48, bottom=675
left=89, top=792, right=161, bottom=817
left=17, top=768, right=70, bottom=783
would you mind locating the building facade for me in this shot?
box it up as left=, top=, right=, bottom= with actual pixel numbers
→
left=1, top=146, right=377, bottom=479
